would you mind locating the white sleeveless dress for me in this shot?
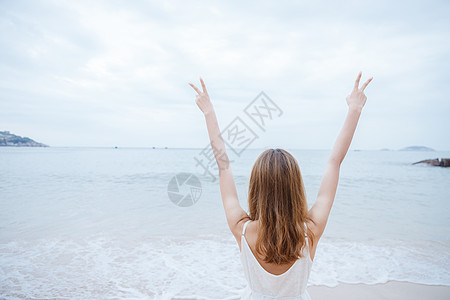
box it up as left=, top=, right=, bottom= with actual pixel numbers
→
left=239, top=220, right=313, bottom=300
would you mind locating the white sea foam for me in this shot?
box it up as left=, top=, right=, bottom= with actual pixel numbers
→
left=1, top=235, right=449, bottom=299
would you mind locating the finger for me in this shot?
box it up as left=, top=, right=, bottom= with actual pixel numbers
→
left=189, top=83, right=201, bottom=94
left=360, top=77, right=373, bottom=92
left=354, top=71, right=362, bottom=90
left=200, top=77, right=208, bottom=94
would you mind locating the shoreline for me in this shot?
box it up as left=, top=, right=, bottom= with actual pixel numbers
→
left=307, top=280, right=450, bottom=300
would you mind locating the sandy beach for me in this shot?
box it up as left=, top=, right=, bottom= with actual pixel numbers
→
left=308, top=281, right=450, bottom=300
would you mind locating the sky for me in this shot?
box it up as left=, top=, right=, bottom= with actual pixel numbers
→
left=1, top=0, right=449, bottom=150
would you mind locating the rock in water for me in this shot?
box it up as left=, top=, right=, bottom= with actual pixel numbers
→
left=413, top=158, right=450, bottom=167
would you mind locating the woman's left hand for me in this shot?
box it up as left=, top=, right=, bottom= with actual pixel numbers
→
left=189, top=77, right=214, bottom=115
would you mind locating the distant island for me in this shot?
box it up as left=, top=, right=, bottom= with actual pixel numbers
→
left=0, top=131, right=49, bottom=147
left=399, top=145, right=435, bottom=151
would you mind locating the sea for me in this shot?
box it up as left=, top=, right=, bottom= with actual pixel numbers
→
left=1, top=147, right=449, bottom=299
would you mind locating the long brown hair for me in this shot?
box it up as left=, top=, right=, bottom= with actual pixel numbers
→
left=248, top=148, right=315, bottom=264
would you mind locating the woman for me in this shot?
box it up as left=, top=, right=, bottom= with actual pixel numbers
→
left=189, top=72, right=373, bottom=299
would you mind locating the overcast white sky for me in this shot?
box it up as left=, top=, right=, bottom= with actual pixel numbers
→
left=1, top=0, right=449, bottom=150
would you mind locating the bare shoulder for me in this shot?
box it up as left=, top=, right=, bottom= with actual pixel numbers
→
left=305, top=217, right=322, bottom=261
left=232, top=217, right=252, bottom=250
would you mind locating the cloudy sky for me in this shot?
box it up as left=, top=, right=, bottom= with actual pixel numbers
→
left=1, top=0, right=449, bottom=150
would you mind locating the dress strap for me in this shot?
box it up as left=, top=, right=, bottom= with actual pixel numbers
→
left=304, top=222, right=308, bottom=238
left=242, top=220, right=252, bottom=236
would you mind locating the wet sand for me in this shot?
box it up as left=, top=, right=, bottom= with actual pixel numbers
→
left=307, top=280, right=450, bottom=300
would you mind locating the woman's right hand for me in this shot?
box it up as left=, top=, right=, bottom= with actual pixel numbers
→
left=346, top=72, right=373, bottom=111
left=189, top=77, right=214, bottom=116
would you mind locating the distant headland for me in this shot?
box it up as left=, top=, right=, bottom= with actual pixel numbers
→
left=0, top=131, right=49, bottom=147
left=399, top=145, right=435, bottom=151
left=379, top=146, right=436, bottom=151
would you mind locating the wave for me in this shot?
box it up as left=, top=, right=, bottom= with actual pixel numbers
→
left=1, top=235, right=449, bottom=299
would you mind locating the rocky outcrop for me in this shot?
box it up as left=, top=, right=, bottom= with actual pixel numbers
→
left=412, top=158, right=450, bottom=167
left=0, top=131, right=49, bottom=147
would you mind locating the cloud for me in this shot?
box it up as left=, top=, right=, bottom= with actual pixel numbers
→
left=0, top=0, right=449, bottom=149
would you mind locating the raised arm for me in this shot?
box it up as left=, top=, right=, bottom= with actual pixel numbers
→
left=308, top=72, right=373, bottom=239
left=189, top=78, right=249, bottom=242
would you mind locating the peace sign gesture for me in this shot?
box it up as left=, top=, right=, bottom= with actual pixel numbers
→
left=346, top=72, right=373, bottom=111
left=189, top=77, right=214, bottom=115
